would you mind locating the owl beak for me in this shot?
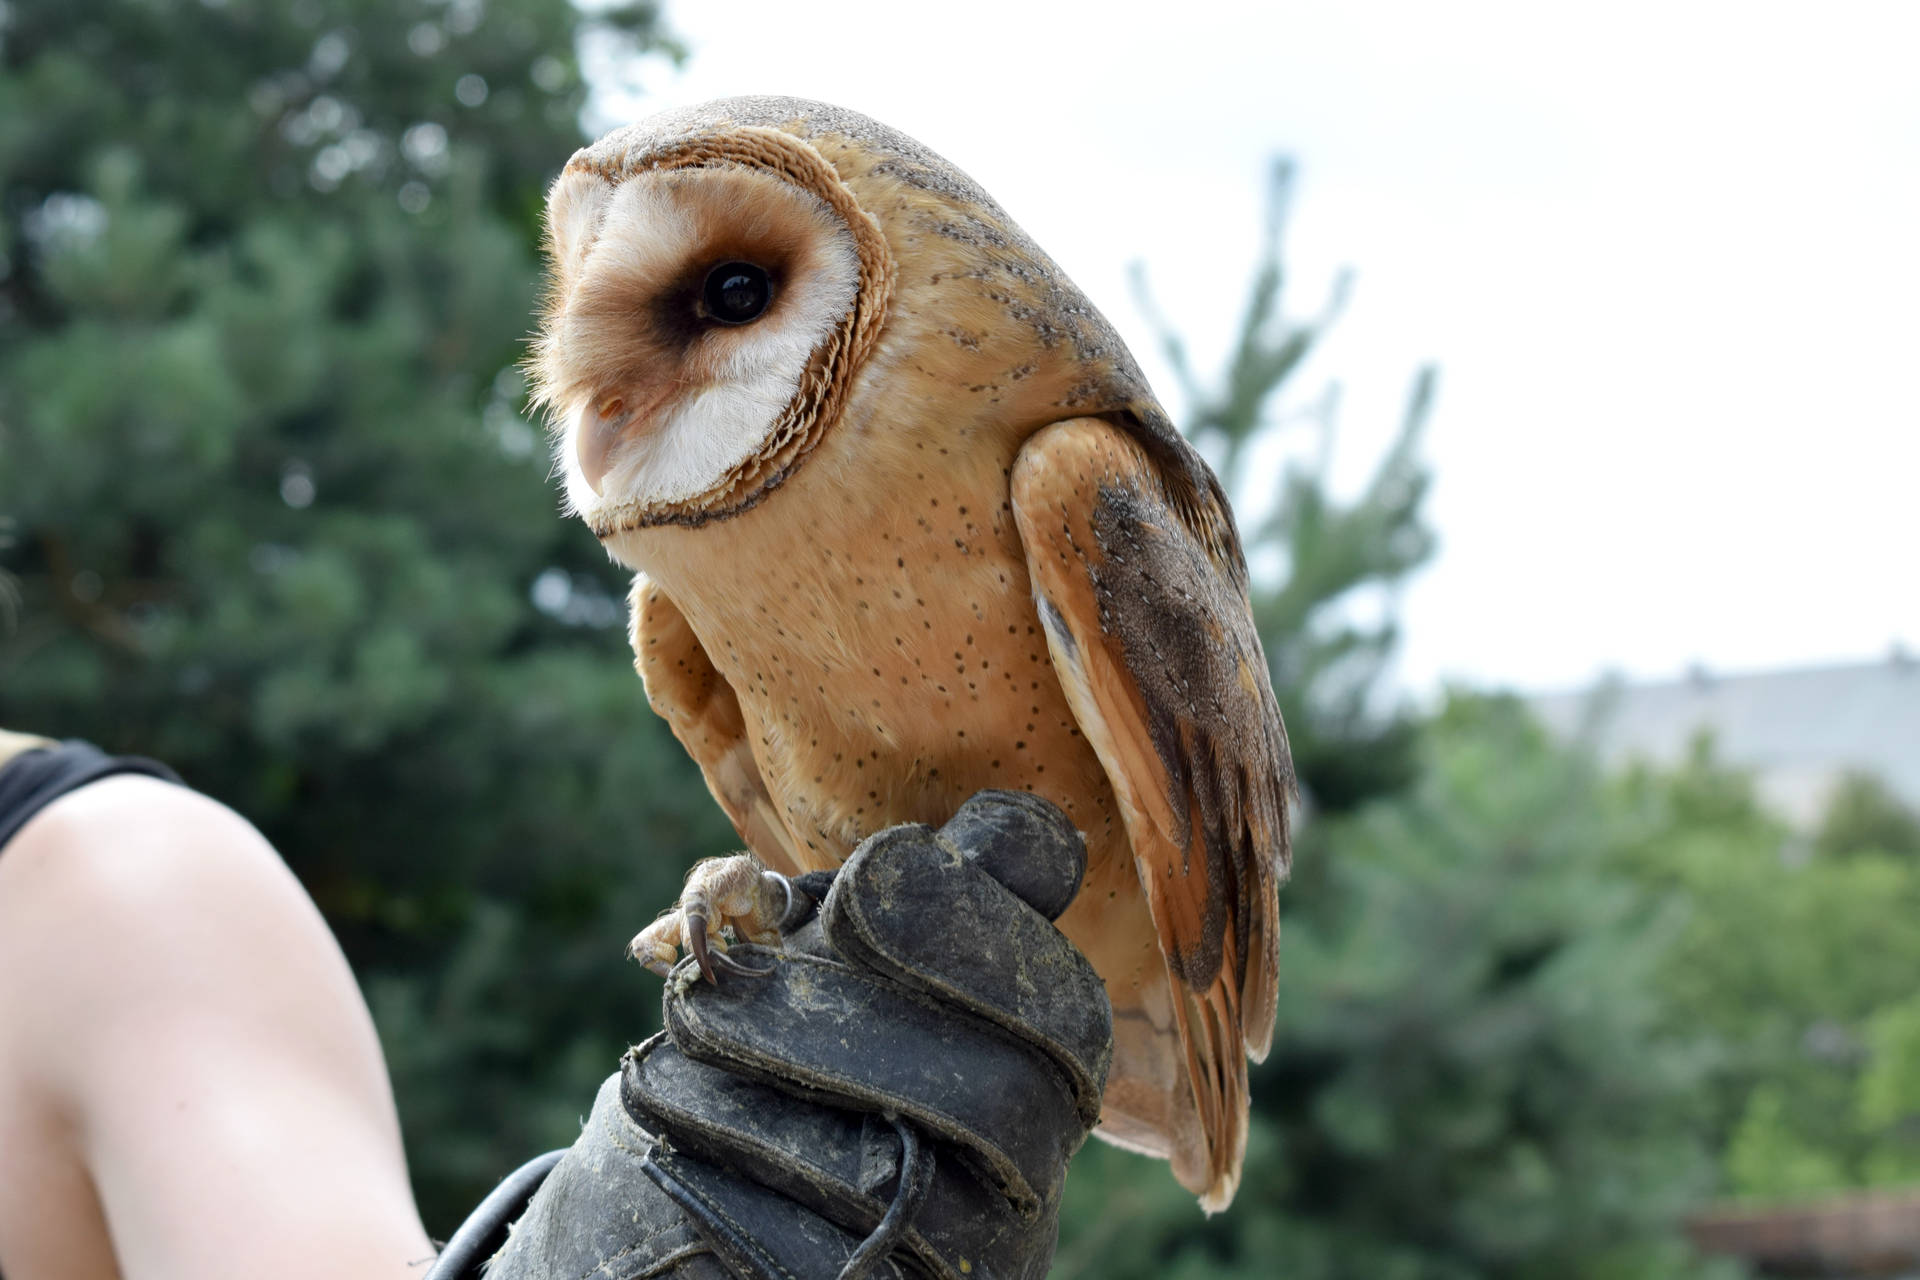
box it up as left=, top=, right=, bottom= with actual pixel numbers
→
left=575, top=397, right=634, bottom=495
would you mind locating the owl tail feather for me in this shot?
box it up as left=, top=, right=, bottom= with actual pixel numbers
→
left=1171, top=971, right=1250, bottom=1214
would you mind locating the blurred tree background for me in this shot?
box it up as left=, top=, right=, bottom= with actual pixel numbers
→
left=5, top=0, right=1920, bottom=1272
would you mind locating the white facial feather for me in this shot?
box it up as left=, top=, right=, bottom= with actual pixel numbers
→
left=545, top=169, right=861, bottom=518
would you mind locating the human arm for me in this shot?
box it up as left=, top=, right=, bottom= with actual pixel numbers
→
left=0, top=774, right=433, bottom=1280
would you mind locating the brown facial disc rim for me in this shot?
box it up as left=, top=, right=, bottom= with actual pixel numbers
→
left=565, top=125, right=897, bottom=537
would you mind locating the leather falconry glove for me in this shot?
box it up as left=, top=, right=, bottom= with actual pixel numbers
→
left=460, top=789, right=1113, bottom=1280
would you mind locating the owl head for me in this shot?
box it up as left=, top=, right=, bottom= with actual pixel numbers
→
left=531, top=102, right=904, bottom=535
left=532, top=98, right=1177, bottom=539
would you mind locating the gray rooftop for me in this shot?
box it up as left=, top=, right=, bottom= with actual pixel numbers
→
left=1528, top=653, right=1920, bottom=826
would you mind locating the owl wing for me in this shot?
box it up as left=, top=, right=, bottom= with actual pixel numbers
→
left=1010, top=417, right=1292, bottom=1210
left=629, top=577, right=806, bottom=876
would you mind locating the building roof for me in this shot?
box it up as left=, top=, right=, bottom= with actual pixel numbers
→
left=1528, top=653, right=1920, bottom=826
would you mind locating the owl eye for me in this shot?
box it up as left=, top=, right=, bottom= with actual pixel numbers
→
left=701, top=262, right=773, bottom=325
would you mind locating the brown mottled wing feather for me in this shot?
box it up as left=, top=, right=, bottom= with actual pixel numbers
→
left=1011, top=418, right=1291, bottom=1209
left=629, top=577, right=805, bottom=876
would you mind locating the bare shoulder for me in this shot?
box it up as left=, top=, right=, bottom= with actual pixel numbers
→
left=0, top=778, right=318, bottom=1104
left=0, top=773, right=367, bottom=1084
left=0, top=776, right=314, bottom=1016
left=0, top=773, right=281, bottom=904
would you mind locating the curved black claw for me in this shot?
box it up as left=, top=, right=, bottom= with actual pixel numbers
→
left=686, top=912, right=777, bottom=983
left=686, top=911, right=718, bottom=984
left=709, top=948, right=777, bottom=979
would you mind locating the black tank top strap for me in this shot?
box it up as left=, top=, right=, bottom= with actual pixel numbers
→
left=0, top=740, right=184, bottom=855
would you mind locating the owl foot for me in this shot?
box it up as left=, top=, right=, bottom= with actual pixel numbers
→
left=630, top=854, right=792, bottom=982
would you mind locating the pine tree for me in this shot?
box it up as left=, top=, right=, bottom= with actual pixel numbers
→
left=1131, top=160, right=1436, bottom=813
left=1057, top=173, right=1726, bottom=1278
left=0, top=0, right=715, bottom=1228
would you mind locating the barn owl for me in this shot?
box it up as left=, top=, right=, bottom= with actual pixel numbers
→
left=532, top=97, right=1292, bottom=1211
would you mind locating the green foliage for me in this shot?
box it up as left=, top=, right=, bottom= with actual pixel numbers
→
left=0, top=0, right=711, bottom=1230
left=1615, top=745, right=1920, bottom=1204
left=1857, top=994, right=1920, bottom=1184
left=1814, top=770, right=1920, bottom=861
left=1058, top=697, right=1727, bottom=1279
left=1723, top=1086, right=1849, bottom=1201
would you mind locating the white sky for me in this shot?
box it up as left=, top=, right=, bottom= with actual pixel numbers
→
left=587, top=0, right=1920, bottom=696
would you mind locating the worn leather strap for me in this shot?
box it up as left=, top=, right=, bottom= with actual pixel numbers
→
left=624, top=1037, right=1053, bottom=1280
left=820, top=816, right=1109, bottom=1126
left=483, top=1074, right=732, bottom=1279
left=642, top=1146, right=916, bottom=1280
left=665, top=947, right=1076, bottom=1217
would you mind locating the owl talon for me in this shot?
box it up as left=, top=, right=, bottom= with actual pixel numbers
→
left=631, top=854, right=789, bottom=983
left=688, top=906, right=779, bottom=980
